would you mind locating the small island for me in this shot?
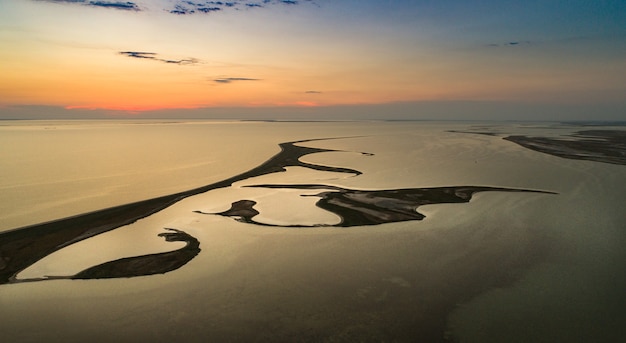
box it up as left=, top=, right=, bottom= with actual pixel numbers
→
left=200, top=185, right=553, bottom=227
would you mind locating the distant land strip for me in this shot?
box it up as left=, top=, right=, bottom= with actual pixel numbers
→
left=504, top=130, right=626, bottom=165
left=450, top=129, right=626, bottom=165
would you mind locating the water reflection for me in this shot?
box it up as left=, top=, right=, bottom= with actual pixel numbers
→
left=0, top=137, right=553, bottom=285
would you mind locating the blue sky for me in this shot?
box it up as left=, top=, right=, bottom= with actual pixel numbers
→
left=0, top=0, right=624, bottom=119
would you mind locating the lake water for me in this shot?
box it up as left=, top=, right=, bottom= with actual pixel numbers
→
left=1, top=120, right=624, bottom=342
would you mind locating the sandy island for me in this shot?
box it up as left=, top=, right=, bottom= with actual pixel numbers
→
left=201, top=185, right=552, bottom=227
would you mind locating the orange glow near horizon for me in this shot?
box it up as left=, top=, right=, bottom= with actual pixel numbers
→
left=64, top=104, right=204, bottom=112
left=1, top=0, right=624, bottom=119
left=63, top=100, right=327, bottom=113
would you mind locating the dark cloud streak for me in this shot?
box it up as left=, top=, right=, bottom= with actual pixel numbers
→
left=166, top=0, right=312, bottom=15
left=35, top=0, right=313, bottom=14
left=214, top=77, right=261, bottom=84
left=35, top=0, right=86, bottom=3
left=119, top=51, right=199, bottom=65
left=487, top=40, right=532, bottom=47
left=170, top=3, right=222, bottom=15
left=87, top=1, right=140, bottom=10
left=35, top=0, right=85, bottom=4
left=35, top=0, right=141, bottom=11
left=119, top=51, right=157, bottom=59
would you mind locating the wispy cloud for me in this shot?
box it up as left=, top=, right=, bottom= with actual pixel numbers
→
left=35, top=0, right=313, bottom=14
left=214, top=77, right=261, bottom=84
left=170, top=2, right=224, bottom=15
left=305, top=90, right=322, bottom=94
left=120, top=51, right=156, bottom=59
left=35, top=0, right=87, bottom=3
left=35, top=0, right=141, bottom=11
left=487, top=41, right=532, bottom=47
left=87, top=1, right=140, bottom=10
left=167, top=0, right=313, bottom=15
left=119, top=51, right=199, bottom=65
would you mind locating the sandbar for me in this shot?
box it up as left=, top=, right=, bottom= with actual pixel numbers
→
left=504, top=130, right=626, bottom=165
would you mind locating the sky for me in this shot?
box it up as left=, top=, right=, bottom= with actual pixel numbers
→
left=0, top=0, right=625, bottom=120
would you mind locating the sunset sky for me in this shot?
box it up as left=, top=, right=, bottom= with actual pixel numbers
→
left=1, top=0, right=625, bottom=119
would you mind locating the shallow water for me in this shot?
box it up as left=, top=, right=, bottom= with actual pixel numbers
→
left=1, top=120, right=624, bottom=342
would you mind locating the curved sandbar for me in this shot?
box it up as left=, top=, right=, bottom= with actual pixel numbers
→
left=0, top=138, right=363, bottom=285
left=18, top=229, right=200, bottom=283
left=201, top=185, right=555, bottom=227
left=71, top=228, right=200, bottom=280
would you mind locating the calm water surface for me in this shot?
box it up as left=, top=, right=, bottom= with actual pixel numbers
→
left=1, top=120, right=624, bottom=342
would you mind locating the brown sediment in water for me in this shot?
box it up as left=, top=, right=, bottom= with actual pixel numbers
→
left=194, top=194, right=554, bottom=342
left=504, top=130, right=626, bottom=165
